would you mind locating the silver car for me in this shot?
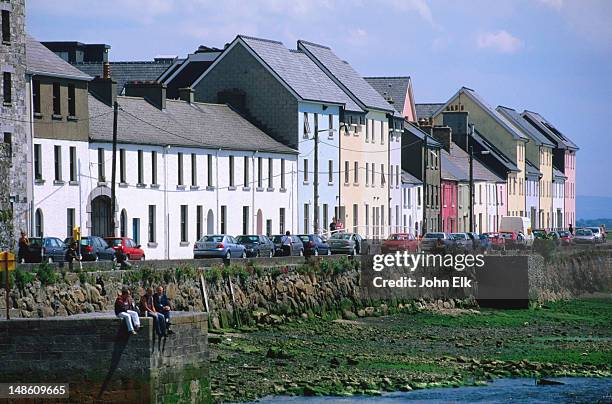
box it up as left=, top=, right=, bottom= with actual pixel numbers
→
left=573, top=228, right=596, bottom=245
left=586, top=227, right=604, bottom=243
left=194, top=235, right=247, bottom=259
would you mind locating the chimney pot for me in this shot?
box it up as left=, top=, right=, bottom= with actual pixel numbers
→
left=124, top=81, right=167, bottom=110
left=103, top=62, right=111, bottom=79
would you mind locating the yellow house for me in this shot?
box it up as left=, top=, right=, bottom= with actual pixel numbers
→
left=433, top=87, right=528, bottom=217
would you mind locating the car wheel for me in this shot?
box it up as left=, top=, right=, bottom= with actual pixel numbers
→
left=314, top=249, right=319, bottom=256
left=269, top=250, right=274, bottom=258
left=225, top=251, right=231, bottom=260
left=241, top=250, right=247, bottom=259
left=299, top=249, right=304, bottom=256
left=255, top=250, right=260, bottom=258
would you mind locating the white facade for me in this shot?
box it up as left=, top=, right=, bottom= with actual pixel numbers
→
left=526, top=177, right=540, bottom=229
left=401, top=182, right=423, bottom=237
left=552, top=179, right=565, bottom=230
left=32, top=139, right=298, bottom=260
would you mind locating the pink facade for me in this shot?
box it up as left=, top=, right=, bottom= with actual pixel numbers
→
left=441, top=180, right=458, bottom=233
left=564, top=150, right=576, bottom=228
left=496, top=183, right=507, bottom=230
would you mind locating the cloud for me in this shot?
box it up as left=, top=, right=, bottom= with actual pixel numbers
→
left=477, top=30, right=523, bottom=54
left=347, top=28, right=369, bottom=46
left=383, top=0, right=434, bottom=24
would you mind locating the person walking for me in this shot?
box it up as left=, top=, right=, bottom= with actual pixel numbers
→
left=281, top=231, right=292, bottom=256
left=153, top=286, right=173, bottom=335
left=568, top=223, right=574, bottom=235
left=115, top=287, right=140, bottom=335
left=17, top=230, right=29, bottom=263
left=329, top=218, right=337, bottom=234
left=141, top=287, right=167, bottom=337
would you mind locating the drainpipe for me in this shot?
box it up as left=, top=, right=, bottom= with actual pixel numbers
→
left=216, top=149, right=220, bottom=233
left=164, top=145, right=169, bottom=259
left=252, top=151, right=257, bottom=234
left=28, top=75, right=35, bottom=235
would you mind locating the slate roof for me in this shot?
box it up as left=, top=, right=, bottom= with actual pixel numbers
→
left=553, top=166, right=567, bottom=180
left=441, top=150, right=468, bottom=181
left=26, top=35, right=92, bottom=81
left=404, top=122, right=442, bottom=148
left=415, top=103, right=444, bottom=120
left=297, top=40, right=394, bottom=112
left=363, top=77, right=409, bottom=115
left=496, top=106, right=555, bottom=147
left=88, top=94, right=297, bottom=154
left=232, top=36, right=361, bottom=112
left=434, top=87, right=527, bottom=141
left=73, top=60, right=175, bottom=94
left=446, top=144, right=505, bottom=183
left=521, top=110, right=579, bottom=150
left=525, top=160, right=542, bottom=178
left=472, top=128, right=519, bottom=172
left=401, top=170, right=422, bottom=185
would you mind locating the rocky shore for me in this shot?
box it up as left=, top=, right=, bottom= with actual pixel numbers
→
left=208, top=298, right=612, bottom=402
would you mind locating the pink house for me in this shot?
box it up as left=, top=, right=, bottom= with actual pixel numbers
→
left=441, top=179, right=458, bottom=232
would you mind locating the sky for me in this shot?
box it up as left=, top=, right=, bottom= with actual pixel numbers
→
left=27, top=0, right=612, bottom=198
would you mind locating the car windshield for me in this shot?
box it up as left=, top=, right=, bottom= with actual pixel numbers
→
left=424, top=233, right=445, bottom=239
left=106, top=238, right=123, bottom=247
left=388, top=234, right=407, bottom=240
left=236, top=236, right=259, bottom=243
left=500, top=233, right=514, bottom=239
left=588, top=228, right=600, bottom=234
left=451, top=234, right=466, bottom=239
left=202, top=235, right=224, bottom=242
left=298, top=235, right=311, bottom=242
left=29, top=238, right=43, bottom=246
left=558, top=231, right=570, bottom=237
left=272, top=235, right=284, bottom=243
left=576, top=229, right=592, bottom=236
left=331, top=233, right=352, bottom=240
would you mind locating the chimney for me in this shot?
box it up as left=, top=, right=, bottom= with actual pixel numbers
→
left=432, top=126, right=452, bottom=153
left=418, top=118, right=432, bottom=135
left=124, top=81, right=166, bottom=110
left=442, top=111, right=469, bottom=150
left=178, top=87, right=194, bottom=103
left=103, top=62, right=111, bottom=79
left=89, top=76, right=117, bottom=107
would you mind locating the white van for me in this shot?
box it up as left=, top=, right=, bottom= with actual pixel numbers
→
left=499, top=216, right=534, bottom=246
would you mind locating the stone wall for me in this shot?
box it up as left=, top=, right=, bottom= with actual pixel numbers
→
left=0, top=312, right=209, bottom=403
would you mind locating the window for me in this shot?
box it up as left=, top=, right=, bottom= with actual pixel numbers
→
left=207, top=154, right=213, bottom=186
left=280, top=159, right=285, bottom=189
left=266, top=220, right=272, bottom=236
left=35, top=209, right=43, bottom=237
left=418, top=187, right=421, bottom=206
left=69, top=146, right=77, bottom=182
left=196, top=205, right=203, bottom=240
left=279, top=208, right=286, bottom=233
left=1, top=10, right=10, bottom=43
left=243, top=156, right=249, bottom=187
left=221, top=206, right=227, bottom=234
left=52, top=83, right=61, bottom=115
left=242, top=206, right=249, bottom=235
left=365, top=204, right=369, bottom=236
left=33, top=80, right=41, bottom=114
left=177, top=152, right=184, bottom=186
left=328, top=160, right=333, bottom=183
left=2, top=72, right=10, bottom=104
left=354, top=161, right=358, bottom=183
left=191, top=153, right=197, bottom=186
left=304, top=204, right=309, bottom=233
left=396, top=165, right=400, bottom=188
left=137, top=150, right=144, bottom=184
left=303, top=112, right=310, bottom=138
left=268, top=158, right=273, bottom=188
left=303, top=159, right=309, bottom=182
left=257, top=157, right=263, bottom=188
left=229, top=155, right=235, bottom=187
left=381, top=164, right=385, bottom=185
left=344, top=161, right=349, bottom=184
left=53, top=145, right=62, bottom=181
left=328, top=115, right=334, bottom=139
left=68, top=84, right=76, bottom=116
left=151, top=151, right=157, bottom=185
left=119, top=149, right=126, bottom=183
left=148, top=205, right=156, bottom=243
left=323, top=204, right=328, bottom=231
left=66, top=208, right=75, bottom=238
left=180, top=205, right=188, bottom=242
left=390, top=165, right=394, bottom=187
left=97, top=148, right=105, bottom=181
left=353, top=204, right=358, bottom=233
left=120, top=209, right=127, bottom=237
left=365, top=119, right=370, bottom=142
left=380, top=121, right=385, bottom=144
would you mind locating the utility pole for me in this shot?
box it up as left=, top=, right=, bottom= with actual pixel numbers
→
left=422, top=134, right=428, bottom=236
left=313, top=113, right=319, bottom=234
left=110, top=101, right=118, bottom=237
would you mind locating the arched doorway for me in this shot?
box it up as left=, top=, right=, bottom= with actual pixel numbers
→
left=35, top=208, right=44, bottom=237
left=92, top=195, right=112, bottom=237
left=256, top=209, right=263, bottom=235
left=206, top=209, right=214, bottom=234
left=120, top=209, right=127, bottom=237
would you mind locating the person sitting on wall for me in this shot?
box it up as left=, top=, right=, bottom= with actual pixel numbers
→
left=114, top=245, right=131, bottom=270
left=281, top=231, right=292, bottom=256
left=17, top=230, right=29, bottom=263
left=153, top=286, right=173, bottom=335
left=141, top=287, right=167, bottom=338
left=115, top=286, right=140, bottom=335
left=64, top=241, right=80, bottom=270
left=329, top=218, right=337, bottom=233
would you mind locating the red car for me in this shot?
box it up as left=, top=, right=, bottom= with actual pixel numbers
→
left=557, top=230, right=573, bottom=246
left=381, top=233, right=419, bottom=253
left=498, top=231, right=526, bottom=249
left=483, top=232, right=506, bottom=250
left=104, top=237, right=145, bottom=261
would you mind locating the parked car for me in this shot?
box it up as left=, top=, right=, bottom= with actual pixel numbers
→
left=586, top=227, right=604, bottom=243
left=194, top=235, right=246, bottom=259
left=297, top=234, right=331, bottom=256
left=532, top=229, right=548, bottom=240
left=64, top=236, right=116, bottom=261
left=574, top=228, right=596, bottom=245
left=236, top=235, right=275, bottom=258
left=420, top=232, right=454, bottom=253
left=557, top=230, right=573, bottom=246
left=466, top=232, right=482, bottom=251
left=499, top=231, right=526, bottom=249
left=483, top=232, right=506, bottom=250
left=327, top=233, right=366, bottom=255
left=271, top=234, right=304, bottom=256
left=381, top=233, right=419, bottom=254
left=104, top=237, right=145, bottom=261
left=478, top=234, right=492, bottom=253
left=21, top=237, right=67, bottom=263
left=450, top=233, right=472, bottom=252
left=547, top=231, right=562, bottom=246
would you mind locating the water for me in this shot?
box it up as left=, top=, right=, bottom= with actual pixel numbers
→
left=249, top=378, right=612, bottom=404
